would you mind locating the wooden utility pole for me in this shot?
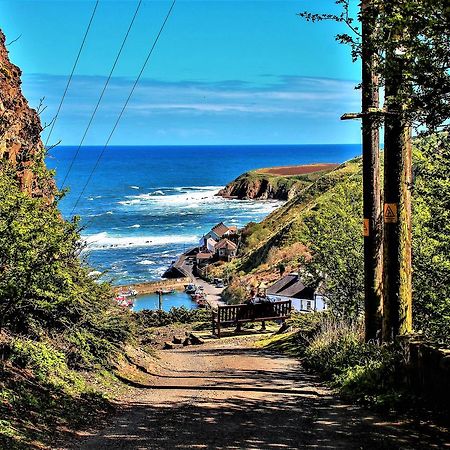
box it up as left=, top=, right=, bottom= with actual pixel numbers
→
left=361, top=0, right=383, bottom=342
left=382, top=22, right=413, bottom=342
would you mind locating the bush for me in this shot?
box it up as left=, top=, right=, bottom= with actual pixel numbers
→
left=9, top=338, right=66, bottom=380
left=303, top=318, right=403, bottom=405
left=260, top=315, right=404, bottom=406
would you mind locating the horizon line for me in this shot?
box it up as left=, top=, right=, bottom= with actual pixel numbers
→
left=47, top=143, right=362, bottom=149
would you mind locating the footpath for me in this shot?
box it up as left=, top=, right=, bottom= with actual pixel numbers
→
left=64, top=336, right=449, bottom=450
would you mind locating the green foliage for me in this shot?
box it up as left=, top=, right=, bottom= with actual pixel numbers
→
left=412, top=133, right=450, bottom=343
left=260, top=315, right=403, bottom=406
left=232, top=135, right=449, bottom=344
left=222, top=280, right=248, bottom=305
left=300, top=0, right=450, bottom=132
left=0, top=168, right=132, bottom=354
left=136, top=306, right=211, bottom=328
left=303, top=318, right=403, bottom=406
left=301, top=176, right=364, bottom=319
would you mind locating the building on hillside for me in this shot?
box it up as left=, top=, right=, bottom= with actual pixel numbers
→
left=202, top=229, right=221, bottom=242
left=266, top=273, right=327, bottom=312
left=201, top=222, right=237, bottom=245
left=198, top=236, right=217, bottom=253
left=223, top=225, right=238, bottom=236
left=196, top=252, right=214, bottom=267
left=211, top=222, right=230, bottom=238
left=215, top=238, right=238, bottom=261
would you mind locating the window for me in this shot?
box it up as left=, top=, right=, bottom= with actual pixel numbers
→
left=306, top=301, right=312, bottom=310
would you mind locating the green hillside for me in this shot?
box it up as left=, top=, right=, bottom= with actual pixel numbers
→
left=218, top=134, right=449, bottom=344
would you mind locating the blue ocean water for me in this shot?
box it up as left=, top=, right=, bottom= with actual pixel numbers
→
left=46, top=144, right=360, bottom=285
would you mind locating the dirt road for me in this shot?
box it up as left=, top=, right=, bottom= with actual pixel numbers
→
left=67, top=338, right=449, bottom=450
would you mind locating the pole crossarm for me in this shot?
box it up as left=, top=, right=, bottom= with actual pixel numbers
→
left=341, top=108, right=398, bottom=120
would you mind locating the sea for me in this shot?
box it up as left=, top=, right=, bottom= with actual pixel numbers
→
left=47, top=144, right=360, bottom=310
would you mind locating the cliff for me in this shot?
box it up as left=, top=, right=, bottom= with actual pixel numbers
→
left=217, top=164, right=339, bottom=201
left=0, top=30, right=53, bottom=197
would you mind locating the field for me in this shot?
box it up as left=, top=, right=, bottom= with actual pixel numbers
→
left=256, top=163, right=339, bottom=177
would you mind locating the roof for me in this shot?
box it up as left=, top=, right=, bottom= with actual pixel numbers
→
left=211, top=222, right=230, bottom=238
left=267, top=274, right=314, bottom=299
left=224, top=225, right=238, bottom=234
left=215, top=238, right=237, bottom=250
left=196, top=252, right=214, bottom=260
left=206, top=238, right=217, bottom=247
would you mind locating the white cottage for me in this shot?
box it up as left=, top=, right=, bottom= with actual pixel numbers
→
left=266, top=273, right=327, bottom=312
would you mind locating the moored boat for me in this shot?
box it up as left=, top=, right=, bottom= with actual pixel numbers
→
left=156, top=289, right=175, bottom=295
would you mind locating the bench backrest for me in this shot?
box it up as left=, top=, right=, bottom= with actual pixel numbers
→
left=217, top=300, right=291, bottom=323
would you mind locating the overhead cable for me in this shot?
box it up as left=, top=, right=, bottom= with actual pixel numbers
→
left=70, top=0, right=177, bottom=216
left=44, top=0, right=99, bottom=148
left=60, top=0, right=143, bottom=190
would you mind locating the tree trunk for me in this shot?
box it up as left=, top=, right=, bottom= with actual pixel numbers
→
left=361, top=0, right=383, bottom=342
left=382, top=40, right=413, bottom=342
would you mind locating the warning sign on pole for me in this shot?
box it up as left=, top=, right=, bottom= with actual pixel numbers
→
left=384, top=203, right=398, bottom=223
left=363, top=218, right=369, bottom=237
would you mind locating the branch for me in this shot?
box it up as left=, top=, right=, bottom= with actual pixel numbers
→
left=6, top=34, right=22, bottom=47
left=45, top=140, right=62, bottom=152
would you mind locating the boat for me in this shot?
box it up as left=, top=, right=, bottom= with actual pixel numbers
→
left=115, top=295, right=134, bottom=308
left=156, top=289, right=175, bottom=295
left=118, top=288, right=138, bottom=297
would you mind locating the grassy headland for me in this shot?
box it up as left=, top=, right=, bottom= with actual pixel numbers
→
left=217, top=163, right=338, bottom=200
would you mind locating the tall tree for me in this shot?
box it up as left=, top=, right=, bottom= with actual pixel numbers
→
left=299, top=0, right=449, bottom=341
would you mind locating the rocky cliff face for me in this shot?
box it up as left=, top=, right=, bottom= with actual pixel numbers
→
left=217, top=172, right=306, bottom=201
left=0, top=30, right=52, bottom=196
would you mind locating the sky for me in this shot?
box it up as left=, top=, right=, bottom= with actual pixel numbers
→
left=0, top=0, right=362, bottom=145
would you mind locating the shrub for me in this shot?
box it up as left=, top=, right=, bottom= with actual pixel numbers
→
left=302, top=317, right=403, bottom=405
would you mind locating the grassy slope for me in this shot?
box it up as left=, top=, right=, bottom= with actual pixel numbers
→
left=237, top=158, right=361, bottom=273
left=220, top=165, right=338, bottom=200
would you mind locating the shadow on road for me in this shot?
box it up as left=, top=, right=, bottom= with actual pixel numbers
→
left=73, top=345, right=449, bottom=450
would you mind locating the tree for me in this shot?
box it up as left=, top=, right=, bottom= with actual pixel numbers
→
left=299, top=0, right=450, bottom=341
left=302, top=177, right=364, bottom=320
left=0, top=164, right=133, bottom=366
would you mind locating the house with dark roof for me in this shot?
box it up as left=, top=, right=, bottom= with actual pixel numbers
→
left=215, top=238, right=237, bottom=261
left=266, top=273, right=327, bottom=312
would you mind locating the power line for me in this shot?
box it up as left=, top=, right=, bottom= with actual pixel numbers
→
left=60, top=0, right=143, bottom=190
left=70, top=0, right=177, bottom=216
left=44, top=0, right=99, bottom=148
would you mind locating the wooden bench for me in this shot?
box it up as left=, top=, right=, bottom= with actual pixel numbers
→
left=212, top=300, right=291, bottom=338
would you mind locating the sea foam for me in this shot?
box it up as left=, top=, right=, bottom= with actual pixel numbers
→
left=83, top=232, right=199, bottom=250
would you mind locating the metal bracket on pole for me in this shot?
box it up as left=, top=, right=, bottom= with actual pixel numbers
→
left=341, top=108, right=398, bottom=121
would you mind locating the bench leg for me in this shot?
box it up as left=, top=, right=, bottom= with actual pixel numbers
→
left=217, top=323, right=221, bottom=339
left=235, top=322, right=242, bottom=333
left=261, top=320, right=266, bottom=331
left=212, top=320, right=215, bottom=336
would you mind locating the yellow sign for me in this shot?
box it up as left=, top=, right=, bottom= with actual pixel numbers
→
left=363, top=218, right=369, bottom=237
left=384, top=203, right=398, bottom=223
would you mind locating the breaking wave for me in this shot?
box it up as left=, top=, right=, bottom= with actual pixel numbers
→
left=83, top=232, right=199, bottom=250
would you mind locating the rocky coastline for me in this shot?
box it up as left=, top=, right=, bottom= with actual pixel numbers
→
left=217, top=164, right=338, bottom=201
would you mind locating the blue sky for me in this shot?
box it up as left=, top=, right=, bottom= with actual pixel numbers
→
left=1, top=0, right=362, bottom=145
